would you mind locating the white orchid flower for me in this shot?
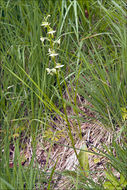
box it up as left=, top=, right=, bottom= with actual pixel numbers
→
left=48, top=48, right=58, bottom=57
left=55, top=63, right=64, bottom=69
left=47, top=28, right=56, bottom=37
left=46, top=68, right=56, bottom=75
left=49, top=53, right=58, bottom=57
left=40, top=37, right=48, bottom=43
left=48, top=30, right=56, bottom=35
left=41, top=21, right=50, bottom=27
left=53, top=39, right=61, bottom=45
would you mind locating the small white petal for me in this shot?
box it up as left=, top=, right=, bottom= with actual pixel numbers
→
left=48, top=30, right=56, bottom=34
left=48, top=48, right=51, bottom=53
left=46, top=68, right=50, bottom=72
left=56, top=39, right=60, bottom=44
left=40, top=37, right=44, bottom=42
left=55, top=64, right=64, bottom=68
left=53, top=39, right=60, bottom=45
left=7, top=85, right=14, bottom=89
left=49, top=53, right=58, bottom=57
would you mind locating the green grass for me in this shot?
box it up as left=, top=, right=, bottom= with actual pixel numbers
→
left=0, top=0, right=127, bottom=189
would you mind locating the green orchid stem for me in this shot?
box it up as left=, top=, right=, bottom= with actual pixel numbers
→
left=56, top=72, right=84, bottom=171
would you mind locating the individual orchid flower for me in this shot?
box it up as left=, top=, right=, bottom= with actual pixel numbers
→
left=41, top=15, right=51, bottom=27
left=41, top=21, right=50, bottom=27
left=53, top=38, right=61, bottom=45
left=40, top=37, right=48, bottom=43
left=48, top=48, right=58, bottom=57
left=46, top=68, right=56, bottom=75
left=47, top=28, right=56, bottom=37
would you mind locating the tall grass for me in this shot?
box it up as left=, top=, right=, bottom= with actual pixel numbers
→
left=76, top=0, right=127, bottom=129
left=0, top=0, right=127, bottom=189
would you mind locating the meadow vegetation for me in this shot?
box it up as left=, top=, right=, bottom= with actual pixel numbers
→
left=0, top=0, right=127, bottom=189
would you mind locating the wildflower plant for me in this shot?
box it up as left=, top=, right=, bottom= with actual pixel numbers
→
left=40, top=16, right=81, bottom=171
left=40, top=15, right=64, bottom=76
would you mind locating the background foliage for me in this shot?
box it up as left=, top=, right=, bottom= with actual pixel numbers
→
left=0, top=0, right=127, bottom=189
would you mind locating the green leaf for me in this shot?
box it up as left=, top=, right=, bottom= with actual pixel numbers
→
left=120, top=174, right=127, bottom=187
left=121, top=107, right=127, bottom=121
left=103, top=181, right=115, bottom=190
left=104, top=171, right=120, bottom=187
left=47, top=158, right=59, bottom=190
left=78, top=144, right=89, bottom=176
left=0, top=177, right=15, bottom=190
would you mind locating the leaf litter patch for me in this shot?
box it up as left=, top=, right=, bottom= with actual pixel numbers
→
left=8, top=119, right=113, bottom=189
left=8, top=95, right=117, bottom=189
